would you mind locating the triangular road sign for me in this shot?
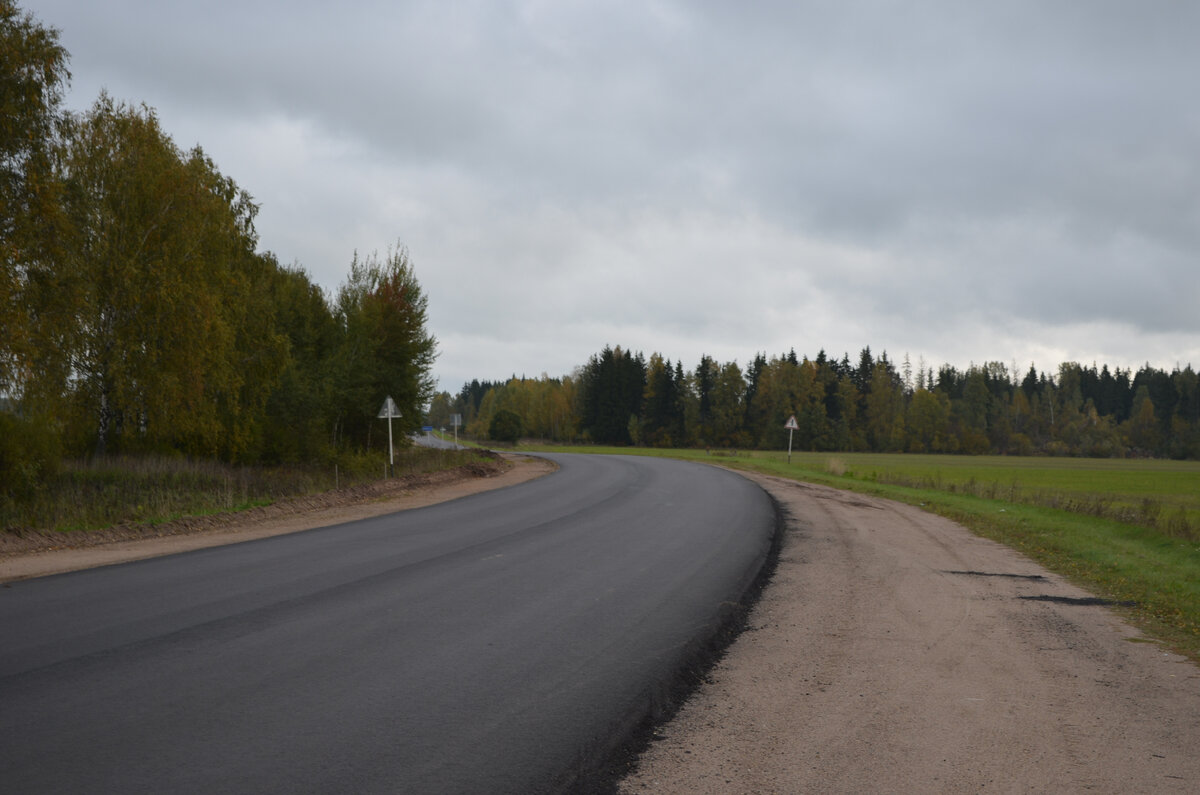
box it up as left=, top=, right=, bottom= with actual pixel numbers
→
left=377, top=396, right=402, bottom=419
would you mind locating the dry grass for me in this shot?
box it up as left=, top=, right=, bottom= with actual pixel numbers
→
left=1, top=447, right=489, bottom=534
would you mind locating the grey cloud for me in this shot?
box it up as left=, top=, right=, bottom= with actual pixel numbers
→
left=26, top=0, right=1200, bottom=390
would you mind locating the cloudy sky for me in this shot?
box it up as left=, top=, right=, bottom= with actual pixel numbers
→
left=27, top=0, right=1200, bottom=392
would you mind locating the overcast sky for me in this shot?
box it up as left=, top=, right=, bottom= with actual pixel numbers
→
left=27, top=0, right=1200, bottom=392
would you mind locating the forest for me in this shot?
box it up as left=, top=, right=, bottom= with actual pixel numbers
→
left=433, top=347, right=1200, bottom=460
left=1, top=2, right=436, bottom=498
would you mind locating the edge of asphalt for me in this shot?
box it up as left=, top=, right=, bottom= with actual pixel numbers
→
left=582, top=478, right=789, bottom=794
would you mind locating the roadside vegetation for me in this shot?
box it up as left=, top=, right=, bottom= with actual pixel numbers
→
left=2, top=3, right=437, bottom=511
left=1, top=447, right=492, bottom=535
left=523, top=444, right=1200, bottom=662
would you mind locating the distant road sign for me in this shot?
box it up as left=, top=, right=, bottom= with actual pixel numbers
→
left=785, top=415, right=799, bottom=463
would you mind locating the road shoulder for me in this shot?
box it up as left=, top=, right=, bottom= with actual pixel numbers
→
left=619, top=471, right=1200, bottom=793
left=0, top=453, right=555, bottom=583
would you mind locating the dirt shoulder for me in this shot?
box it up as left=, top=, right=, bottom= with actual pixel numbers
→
left=619, top=472, right=1200, bottom=793
left=0, top=453, right=556, bottom=583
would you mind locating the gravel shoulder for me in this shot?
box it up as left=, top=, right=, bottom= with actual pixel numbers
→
left=0, top=453, right=556, bottom=583
left=618, top=472, right=1200, bottom=793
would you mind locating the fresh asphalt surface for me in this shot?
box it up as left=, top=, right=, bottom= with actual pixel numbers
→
left=0, top=454, right=775, bottom=793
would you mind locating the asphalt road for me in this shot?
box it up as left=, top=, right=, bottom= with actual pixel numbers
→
left=411, top=430, right=463, bottom=449
left=0, top=454, right=775, bottom=794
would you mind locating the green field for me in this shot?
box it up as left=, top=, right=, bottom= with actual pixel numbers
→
left=522, top=444, right=1200, bottom=662
left=773, top=452, right=1200, bottom=534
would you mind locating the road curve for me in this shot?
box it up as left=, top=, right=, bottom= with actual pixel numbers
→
left=0, top=454, right=775, bottom=794
left=411, top=430, right=463, bottom=449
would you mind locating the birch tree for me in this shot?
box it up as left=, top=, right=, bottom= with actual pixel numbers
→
left=1, top=0, right=69, bottom=394
left=37, top=95, right=281, bottom=456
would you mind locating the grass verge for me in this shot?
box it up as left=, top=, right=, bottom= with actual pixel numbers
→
left=1, top=447, right=494, bottom=535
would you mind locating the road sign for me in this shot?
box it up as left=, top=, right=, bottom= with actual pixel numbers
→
left=785, top=415, right=798, bottom=462
left=378, top=396, right=401, bottom=470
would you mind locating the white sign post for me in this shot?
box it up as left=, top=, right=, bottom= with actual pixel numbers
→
left=784, top=414, right=799, bottom=464
left=378, top=396, right=402, bottom=475
left=451, top=414, right=462, bottom=449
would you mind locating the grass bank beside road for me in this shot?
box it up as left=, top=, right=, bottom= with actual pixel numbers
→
left=524, top=444, right=1200, bottom=662
left=1, top=447, right=495, bottom=535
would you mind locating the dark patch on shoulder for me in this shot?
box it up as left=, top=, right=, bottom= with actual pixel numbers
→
left=942, top=570, right=1047, bottom=581
left=1019, top=594, right=1137, bottom=608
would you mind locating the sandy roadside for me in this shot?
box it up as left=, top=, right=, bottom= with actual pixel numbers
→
left=618, top=472, right=1200, bottom=793
left=0, top=453, right=556, bottom=583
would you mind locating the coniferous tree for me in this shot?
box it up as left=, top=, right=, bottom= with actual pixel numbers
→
left=579, top=346, right=645, bottom=444
left=672, top=360, right=688, bottom=445
left=744, top=353, right=766, bottom=429
left=642, top=353, right=680, bottom=446
left=694, top=354, right=717, bottom=444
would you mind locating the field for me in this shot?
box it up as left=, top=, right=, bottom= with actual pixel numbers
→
left=768, top=452, right=1200, bottom=536
left=523, top=444, right=1200, bottom=661
left=524, top=446, right=1199, bottom=539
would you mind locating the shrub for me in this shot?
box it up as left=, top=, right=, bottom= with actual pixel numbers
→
left=489, top=409, right=524, bottom=444
left=0, top=411, right=62, bottom=500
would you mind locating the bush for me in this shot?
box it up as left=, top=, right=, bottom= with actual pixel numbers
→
left=1009, top=433, right=1036, bottom=457
left=489, top=409, right=524, bottom=444
left=0, top=411, right=62, bottom=500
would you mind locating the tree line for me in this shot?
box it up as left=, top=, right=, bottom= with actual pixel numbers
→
left=1, top=3, right=436, bottom=496
left=432, top=346, right=1200, bottom=460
